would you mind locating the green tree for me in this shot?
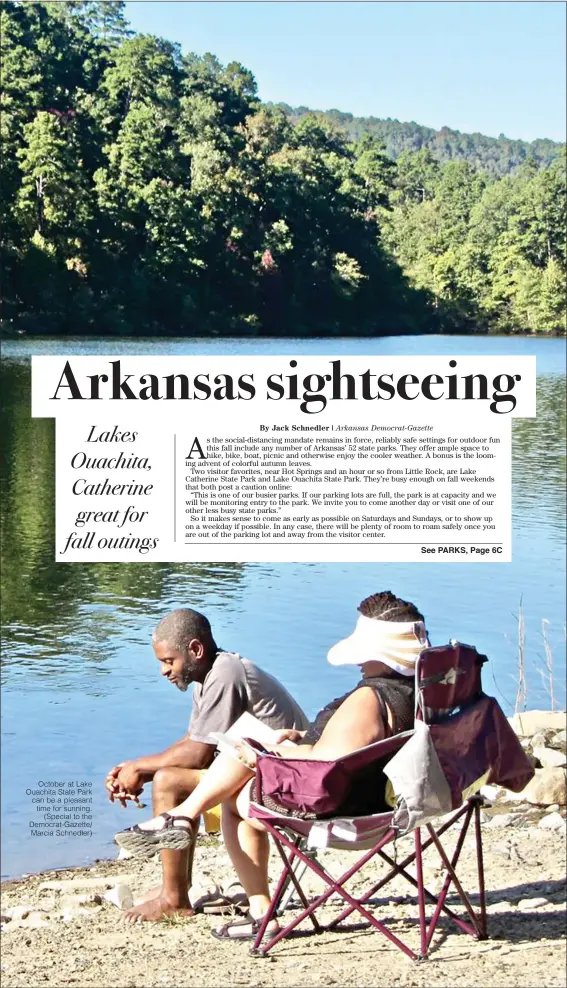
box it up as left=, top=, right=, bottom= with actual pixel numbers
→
left=16, top=111, right=90, bottom=242
left=81, top=1, right=132, bottom=47
left=512, top=157, right=566, bottom=269
left=538, top=258, right=567, bottom=332
left=182, top=52, right=258, bottom=130
left=393, top=148, right=440, bottom=207
left=98, top=33, right=181, bottom=126
left=1, top=0, right=563, bottom=337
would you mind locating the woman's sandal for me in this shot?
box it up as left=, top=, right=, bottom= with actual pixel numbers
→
left=211, top=911, right=280, bottom=941
left=114, top=812, right=195, bottom=858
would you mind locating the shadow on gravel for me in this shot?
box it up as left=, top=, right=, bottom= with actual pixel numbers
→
left=273, top=875, right=566, bottom=952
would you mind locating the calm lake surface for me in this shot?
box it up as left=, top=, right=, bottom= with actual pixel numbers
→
left=1, top=335, right=565, bottom=879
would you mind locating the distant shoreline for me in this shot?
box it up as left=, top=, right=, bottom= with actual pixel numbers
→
left=2, top=329, right=565, bottom=341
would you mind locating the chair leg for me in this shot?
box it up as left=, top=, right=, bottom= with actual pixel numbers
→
left=276, top=843, right=319, bottom=917
left=473, top=798, right=488, bottom=939
left=426, top=815, right=485, bottom=939
left=275, top=857, right=307, bottom=916
left=330, top=805, right=470, bottom=933
left=424, top=803, right=479, bottom=947
left=414, top=827, right=428, bottom=958
left=273, top=838, right=321, bottom=931
left=251, top=824, right=419, bottom=961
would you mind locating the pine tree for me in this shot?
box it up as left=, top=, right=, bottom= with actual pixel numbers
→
left=83, top=1, right=132, bottom=47
left=538, top=258, right=566, bottom=332
left=42, top=1, right=132, bottom=47
left=16, top=111, right=90, bottom=242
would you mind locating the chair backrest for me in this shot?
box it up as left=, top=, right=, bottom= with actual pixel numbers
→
left=385, top=643, right=533, bottom=830
left=416, top=640, right=487, bottom=723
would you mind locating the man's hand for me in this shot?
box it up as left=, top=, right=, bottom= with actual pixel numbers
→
left=104, top=764, right=123, bottom=799
left=105, top=762, right=145, bottom=807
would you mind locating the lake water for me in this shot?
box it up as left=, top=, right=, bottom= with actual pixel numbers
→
left=1, top=335, right=565, bottom=879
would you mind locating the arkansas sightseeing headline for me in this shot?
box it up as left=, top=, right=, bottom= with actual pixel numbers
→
left=50, top=358, right=522, bottom=414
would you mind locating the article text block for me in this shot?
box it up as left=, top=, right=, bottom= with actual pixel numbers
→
left=31, top=355, right=536, bottom=562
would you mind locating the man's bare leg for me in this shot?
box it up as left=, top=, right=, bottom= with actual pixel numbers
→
left=124, top=766, right=202, bottom=923
left=121, top=754, right=255, bottom=922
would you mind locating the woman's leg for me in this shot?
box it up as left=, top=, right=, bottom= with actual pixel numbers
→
left=127, top=753, right=254, bottom=830
left=221, top=788, right=272, bottom=921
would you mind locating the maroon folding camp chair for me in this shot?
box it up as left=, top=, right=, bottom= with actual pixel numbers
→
left=247, top=641, right=534, bottom=960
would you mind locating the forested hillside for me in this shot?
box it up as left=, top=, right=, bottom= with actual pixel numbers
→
left=276, top=105, right=564, bottom=177
left=2, top=0, right=565, bottom=336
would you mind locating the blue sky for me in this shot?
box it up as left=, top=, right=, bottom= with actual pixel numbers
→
left=124, top=2, right=566, bottom=142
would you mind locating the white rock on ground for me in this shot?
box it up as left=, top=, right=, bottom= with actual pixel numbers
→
left=521, top=767, right=567, bottom=806
left=103, top=884, right=134, bottom=910
left=538, top=811, right=567, bottom=832
left=533, top=745, right=567, bottom=769
left=58, top=894, right=92, bottom=908
left=486, top=813, right=519, bottom=828
left=508, top=710, right=566, bottom=736
left=479, top=784, right=502, bottom=801
left=530, top=731, right=549, bottom=748
left=2, top=906, right=31, bottom=921
left=517, top=897, right=549, bottom=910
left=499, top=786, right=528, bottom=802
left=492, top=840, right=512, bottom=857
left=486, top=900, right=513, bottom=913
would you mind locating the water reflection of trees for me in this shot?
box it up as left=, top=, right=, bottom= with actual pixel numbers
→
left=512, top=376, right=566, bottom=528
left=0, top=360, right=245, bottom=666
left=1, top=358, right=565, bottom=670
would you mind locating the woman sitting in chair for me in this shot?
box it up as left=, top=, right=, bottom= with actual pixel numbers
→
left=115, top=591, right=429, bottom=935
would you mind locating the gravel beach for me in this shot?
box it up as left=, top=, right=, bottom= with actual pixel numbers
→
left=1, top=814, right=565, bottom=988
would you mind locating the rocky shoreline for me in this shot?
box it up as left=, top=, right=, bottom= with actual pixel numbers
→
left=1, top=710, right=565, bottom=988
left=479, top=710, right=566, bottom=832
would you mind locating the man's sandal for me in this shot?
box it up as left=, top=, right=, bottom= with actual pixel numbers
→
left=114, top=812, right=195, bottom=858
left=190, top=880, right=248, bottom=915
left=211, top=911, right=280, bottom=941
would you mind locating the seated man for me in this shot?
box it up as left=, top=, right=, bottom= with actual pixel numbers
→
left=114, top=591, right=428, bottom=934
left=105, top=607, right=308, bottom=922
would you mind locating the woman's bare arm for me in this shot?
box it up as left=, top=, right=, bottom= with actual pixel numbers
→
left=304, top=688, right=385, bottom=760
left=267, top=688, right=385, bottom=762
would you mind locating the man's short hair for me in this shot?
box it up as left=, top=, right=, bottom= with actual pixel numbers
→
left=153, top=608, right=215, bottom=655
left=358, top=591, right=424, bottom=623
